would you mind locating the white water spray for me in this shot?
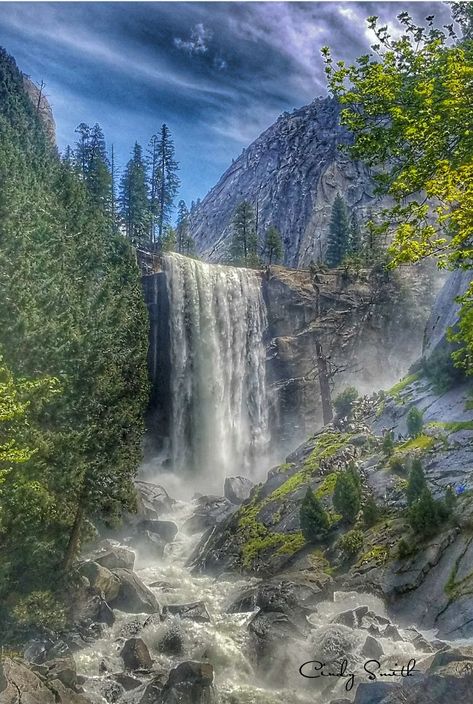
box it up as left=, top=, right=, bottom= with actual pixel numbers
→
left=163, top=254, right=269, bottom=487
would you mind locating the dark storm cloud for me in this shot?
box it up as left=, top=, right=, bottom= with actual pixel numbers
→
left=0, top=2, right=452, bottom=204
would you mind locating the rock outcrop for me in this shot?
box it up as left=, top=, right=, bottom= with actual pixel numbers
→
left=189, top=97, right=392, bottom=267
left=22, top=76, right=56, bottom=144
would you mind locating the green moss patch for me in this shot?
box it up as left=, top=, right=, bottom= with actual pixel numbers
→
left=387, top=373, right=420, bottom=400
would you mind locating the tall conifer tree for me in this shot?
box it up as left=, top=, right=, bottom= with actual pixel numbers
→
left=326, top=194, right=350, bottom=267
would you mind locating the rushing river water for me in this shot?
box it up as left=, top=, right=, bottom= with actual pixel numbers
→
left=75, top=494, right=427, bottom=704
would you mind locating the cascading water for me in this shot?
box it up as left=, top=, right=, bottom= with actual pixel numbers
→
left=163, top=253, right=269, bottom=486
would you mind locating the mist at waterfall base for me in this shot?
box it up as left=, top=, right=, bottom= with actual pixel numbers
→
left=143, top=253, right=276, bottom=499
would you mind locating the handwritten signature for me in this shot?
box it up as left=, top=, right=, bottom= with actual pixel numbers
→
left=299, top=658, right=418, bottom=692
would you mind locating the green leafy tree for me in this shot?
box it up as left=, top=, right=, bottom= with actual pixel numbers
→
left=333, top=469, right=361, bottom=523
left=300, top=487, right=330, bottom=542
left=322, top=11, right=473, bottom=373
left=333, top=386, right=358, bottom=419
left=406, top=458, right=427, bottom=506
left=407, top=406, right=424, bottom=438
left=119, top=142, right=150, bottom=246
left=230, top=201, right=258, bottom=266
left=326, top=194, right=350, bottom=267
left=263, top=225, right=284, bottom=264
left=149, top=124, right=180, bottom=243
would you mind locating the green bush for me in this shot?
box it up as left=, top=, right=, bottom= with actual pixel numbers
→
left=422, top=347, right=465, bottom=394
left=12, top=591, right=67, bottom=634
left=445, top=485, right=456, bottom=513
left=408, top=488, right=443, bottom=538
left=406, top=458, right=427, bottom=506
left=333, top=468, right=361, bottom=523
left=389, top=455, right=406, bottom=474
left=337, top=529, right=364, bottom=558
left=407, top=406, right=424, bottom=438
left=334, top=387, right=359, bottom=419
left=397, top=538, right=412, bottom=559
left=382, top=431, right=395, bottom=457
left=300, top=487, right=330, bottom=543
left=362, top=496, right=379, bottom=527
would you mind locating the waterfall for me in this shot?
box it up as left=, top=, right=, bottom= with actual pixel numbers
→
left=163, top=253, right=269, bottom=485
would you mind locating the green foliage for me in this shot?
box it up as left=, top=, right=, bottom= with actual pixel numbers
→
left=229, top=201, right=259, bottom=267
left=408, top=488, right=445, bottom=538
left=119, top=142, right=150, bottom=246
left=12, top=591, right=67, bottom=634
left=422, top=347, right=465, bottom=393
left=175, top=200, right=195, bottom=254
left=445, top=485, right=457, bottom=512
left=300, top=487, right=330, bottom=543
left=362, top=495, right=379, bottom=528
left=0, top=49, right=149, bottom=605
left=397, top=538, right=413, bottom=559
left=149, top=124, right=180, bottom=243
left=406, top=459, right=427, bottom=506
left=407, top=406, right=424, bottom=438
left=333, top=467, right=361, bottom=523
left=263, top=225, right=284, bottom=264
left=337, top=529, right=363, bottom=559
left=323, top=12, right=473, bottom=374
left=161, top=225, right=177, bottom=252
left=326, top=194, right=350, bottom=267
left=333, top=386, right=358, bottom=419
left=388, top=455, right=406, bottom=474
left=382, top=431, right=394, bottom=457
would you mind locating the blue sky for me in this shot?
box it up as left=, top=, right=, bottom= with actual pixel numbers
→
left=0, top=2, right=450, bottom=206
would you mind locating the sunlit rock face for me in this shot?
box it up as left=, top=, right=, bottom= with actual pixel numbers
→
left=188, top=97, right=392, bottom=267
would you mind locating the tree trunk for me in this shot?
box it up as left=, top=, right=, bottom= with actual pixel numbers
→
left=62, top=502, right=84, bottom=571
left=316, top=340, right=333, bottom=425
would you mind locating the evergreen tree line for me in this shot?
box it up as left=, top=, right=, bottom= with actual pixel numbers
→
left=324, top=194, right=385, bottom=268
left=65, top=122, right=195, bottom=253
left=0, top=48, right=149, bottom=637
left=228, top=200, right=284, bottom=267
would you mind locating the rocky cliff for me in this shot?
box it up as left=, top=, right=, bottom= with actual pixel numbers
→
left=23, top=76, right=56, bottom=144
left=189, top=97, right=392, bottom=267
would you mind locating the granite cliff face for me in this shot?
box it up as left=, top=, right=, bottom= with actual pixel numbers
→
left=189, top=97, right=392, bottom=267
left=23, top=76, right=56, bottom=144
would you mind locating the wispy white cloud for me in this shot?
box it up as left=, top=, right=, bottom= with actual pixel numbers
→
left=174, top=22, right=212, bottom=55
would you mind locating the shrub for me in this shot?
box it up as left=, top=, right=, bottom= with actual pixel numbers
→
left=406, top=458, right=427, bottom=506
left=408, top=488, right=443, bottom=538
left=334, top=387, right=359, bottom=419
left=445, top=485, right=456, bottom=513
left=422, top=347, right=465, bottom=394
left=389, top=455, right=406, bottom=474
left=362, top=496, right=379, bottom=527
left=407, top=406, right=424, bottom=438
left=300, top=487, right=330, bottom=543
left=12, top=591, right=67, bottom=634
left=333, top=469, right=361, bottom=523
left=382, top=431, right=394, bottom=457
left=397, top=538, right=412, bottom=559
left=337, top=529, right=364, bottom=559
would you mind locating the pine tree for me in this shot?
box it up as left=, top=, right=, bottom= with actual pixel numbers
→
left=408, top=488, right=441, bottom=537
left=406, top=458, right=427, bottom=506
left=407, top=406, right=424, bottom=437
left=87, top=124, right=112, bottom=211
left=119, top=142, right=150, bottom=246
left=300, top=487, right=330, bottom=542
left=264, top=225, right=283, bottom=264
left=175, top=200, right=194, bottom=254
left=362, top=495, right=379, bottom=527
left=149, top=124, right=180, bottom=244
left=333, top=469, right=361, bottom=523
left=325, top=194, right=350, bottom=267
left=230, top=201, right=258, bottom=266
left=162, top=225, right=177, bottom=252
left=382, top=431, right=395, bottom=457
left=348, top=211, right=362, bottom=255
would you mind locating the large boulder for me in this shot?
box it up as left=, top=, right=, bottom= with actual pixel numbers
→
left=183, top=495, right=237, bottom=534
left=162, top=601, right=211, bottom=623
left=137, top=520, right=178, bottom=544
left=157, top=661, right=216, bottom=704
left=78, top=562, right=121, bottom=602
left=224, top=476, right=254, bottom=505
left=110, top=569, right=159, bottom=614
left=134, top=481, right=175, bottom=520
left=228, top=577, right=321, bottom=625
left=120, top=638, right=153, bottom=671
left=95, top=547, right=135, bottom=571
